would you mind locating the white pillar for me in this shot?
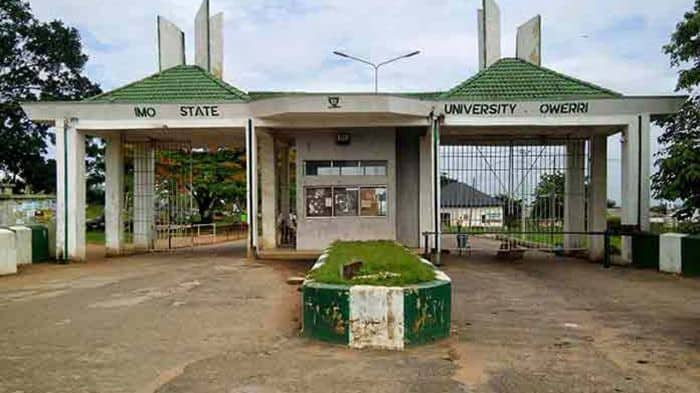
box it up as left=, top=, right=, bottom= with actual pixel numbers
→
left=588, top=135, right=607, bottom=261
left=246, top=119, right=257, bottom=257
left=621, top=114, right=651, bottom=262
left=104, top=133, right=124, bottom=256
left=55, top=118, right=86, bottom=261
left=277, top=142, right=290, bottom=247
left=564, top=140, right=586, bottom=250
left=133, top=143, right=154, bottom=251
left=258, top=129, right=276, bottom=250
left=419, top=126, right=434, bottom=249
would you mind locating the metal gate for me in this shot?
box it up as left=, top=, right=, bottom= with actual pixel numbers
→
left=124, top=140, right=195, bottom=251
left=438, top=138, right=593, bottom=256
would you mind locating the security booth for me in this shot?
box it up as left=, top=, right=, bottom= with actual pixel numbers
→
left=21, top=0, right=684, bottom=263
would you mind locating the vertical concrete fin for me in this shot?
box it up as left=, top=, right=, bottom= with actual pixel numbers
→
left=516, top=15, right=541, bottom=66
left=157, top=16, right=185, bottom=71
left=483, top=0, right=501, bottom=68
left=194, top=0, right=210, bottom=71
left=477, top=9, right=485, bottom=70
left=209, top=12, right=224, bottom=79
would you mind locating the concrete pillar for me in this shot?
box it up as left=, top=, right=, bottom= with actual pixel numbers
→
left=621, top=114, right=651, bottom=262
left=104, top=134, right=124, bottom=256
left=258, top=129, right=276, bottom=250
left=276, top=141, right=290, bottom=246
left=588, top=135, right=607, bottom=261
left=278, top=142, right=290, bottom=219
left=55, top=118, right=86, bottom=261
left=418, top=127, right=434, bottom=249
left=133, top=143, right=154, bottom=251
left=246, top=119, right=257, bottom=257
left=564, top=140, right=586, bottom=250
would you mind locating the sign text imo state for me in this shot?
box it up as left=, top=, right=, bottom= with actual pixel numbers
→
left=133, top=105, right=221, bottom=118
left=444, top=101, right=589, bottom=116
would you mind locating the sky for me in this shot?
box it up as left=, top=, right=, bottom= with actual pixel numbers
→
left=26, top=0, right=693, bottom=203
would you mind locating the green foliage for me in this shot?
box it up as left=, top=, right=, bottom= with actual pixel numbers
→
left=530, top=172, right=565, bottom=219
left=656, top=3, right=700, bottom=228
left=0, top=0, right=100, bottom=192
left=663, top=0, right=700, bottom=91
left=86, top=138, right=105, bottom=204
left=494, top=194, right=523, bottom=227
left=309, top=240, right=436, bottom=286
left=652, top=98, right=700, bottom=222
left=156, top=148, right=246, bottom=223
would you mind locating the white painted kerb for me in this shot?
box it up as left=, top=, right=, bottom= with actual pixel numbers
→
left=659, top=233, right=687, bottom=274
left=0, top=229, right=17, bottom=275
left=10, top=226, right=32, bottom=265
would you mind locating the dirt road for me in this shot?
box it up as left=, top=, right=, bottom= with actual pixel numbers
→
left=0, top=243, right=698, bottom=392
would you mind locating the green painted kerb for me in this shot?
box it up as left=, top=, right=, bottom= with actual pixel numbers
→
left=301, top=282, right=350, bottom=344
left=404, top=280, right=452, bottom=346
left=632, top=232, right=659, bottom=269
left=681, top=235, right=700, bottom=276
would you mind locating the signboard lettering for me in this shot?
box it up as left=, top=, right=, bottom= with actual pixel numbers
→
left=179, top=105, right=220, bottom=117
left=443, top=101, right=590, bottom=116
left=539, top=102, right=588, bottom=114
left=444, top=103, right=516, bottom=115
left=134, top=106, right=156, bottom=117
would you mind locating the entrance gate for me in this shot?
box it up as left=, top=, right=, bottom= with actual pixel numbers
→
left=123, top=140, right=195, bottom=251
left=438, top=138, right=594, bottom=257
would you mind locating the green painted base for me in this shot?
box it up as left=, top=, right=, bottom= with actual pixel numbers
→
left=301, top=278, right=451, bottom=348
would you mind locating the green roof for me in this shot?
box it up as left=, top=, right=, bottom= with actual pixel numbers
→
left=441, top=58, right=621, bottom=101
left=88, top=65, right=250, bottom=103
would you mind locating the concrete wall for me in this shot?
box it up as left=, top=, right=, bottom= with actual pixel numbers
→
left=396, top=128, right=421, bottom=247
left=295, top=128, right=397, bottom=250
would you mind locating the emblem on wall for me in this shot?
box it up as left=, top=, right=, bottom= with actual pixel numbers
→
left=327, top=96, right=341, bottom=109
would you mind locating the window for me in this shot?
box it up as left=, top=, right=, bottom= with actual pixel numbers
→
left=304, top=186, right=387, bottom=217
left=360, top=187, right=387, bottom=216
left=304, top=160, right=387, bottom=176
left=362, top=161, right=387, bottom=176
left=306, top=187, right=332, bottom=217
left=333, top=187, right=359, bottom=216
left=441, top=212, right=452, bottom=228
left=305, top=161, right=336, bottom=176
left=336, top=161, right=362, bottom=176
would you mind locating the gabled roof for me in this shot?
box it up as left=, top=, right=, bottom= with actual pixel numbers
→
left=87, top=65, right=250, bottom=103
left=441, top=182, right=502, bottom=208
left=441, top=58, right=622, bottom=101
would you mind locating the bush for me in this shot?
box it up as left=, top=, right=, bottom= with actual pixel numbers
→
left=607, top=216, right=621, bottom=230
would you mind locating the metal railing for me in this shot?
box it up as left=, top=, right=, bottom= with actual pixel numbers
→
left=421, top=227, right=641, bottom=268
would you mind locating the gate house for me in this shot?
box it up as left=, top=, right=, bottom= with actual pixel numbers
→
left=22, top=0, right=684, bottom=262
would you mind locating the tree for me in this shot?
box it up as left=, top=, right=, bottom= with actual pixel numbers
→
left=494, top=194, right=523, bottom=227
left=530, top=172, right=565, bottom=220
left=654, top=2, right=700, bottom=231
left=156, top=148, right=246, bottom=223
left=0, top=0, right=101, bottom=193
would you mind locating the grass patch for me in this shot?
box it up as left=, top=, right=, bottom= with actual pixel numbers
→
left=86, top=230, right=105, bottom=245
left=308, top=240, right=436, bottom=286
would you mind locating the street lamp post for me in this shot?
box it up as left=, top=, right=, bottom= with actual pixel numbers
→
left=333, top=50, right=421, bottom=93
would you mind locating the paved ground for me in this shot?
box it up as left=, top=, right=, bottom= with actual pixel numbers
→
left=1, top=242, right=699, bottom=393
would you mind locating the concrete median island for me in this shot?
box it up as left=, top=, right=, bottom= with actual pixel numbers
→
left=301, top=241, right=451, bottom=350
